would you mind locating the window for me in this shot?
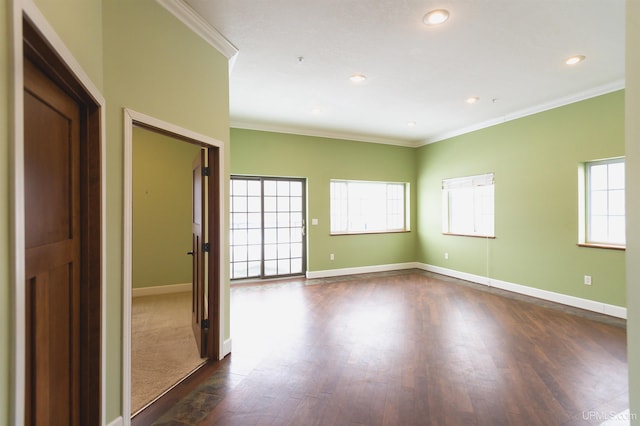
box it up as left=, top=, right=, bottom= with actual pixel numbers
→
left=230, top=176, right=307, bottom=279
left=330, top=180, right=408, bottom=234
left=442, top=173, right=494, bottom=237
left=583, top=158, right=625, bottom=247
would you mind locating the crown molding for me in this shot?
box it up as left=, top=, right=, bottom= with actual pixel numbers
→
left=156, top=0, right=238, bottom=68
left=419, top=79, right=626, bottom=146
left=230, top=120, right=419, bottom=147
left=234, top=79, right=624, bottom=149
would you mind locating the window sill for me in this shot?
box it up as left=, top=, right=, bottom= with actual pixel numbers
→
left=443, top=233, right=496, bottom=239
left=577, top=243, right=625, bottom=251
left=330, top=230, right=411, bottom=236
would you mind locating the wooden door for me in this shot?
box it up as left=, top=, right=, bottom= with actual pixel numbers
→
left=191, top=150, right=207, bottom=357
left=24, top=57, right=81, bottom=425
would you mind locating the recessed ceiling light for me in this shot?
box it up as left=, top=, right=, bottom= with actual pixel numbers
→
left=466, top=96, right=480, bottom=104
left=423, top=9, right=450, bottom=25
left=350, top=73, right=367, bottom=83
left=407, top=121, right=417, bottom=127
left=565, top=55, right=586, bottom=65
left=311, top=107, right=322, bottom=115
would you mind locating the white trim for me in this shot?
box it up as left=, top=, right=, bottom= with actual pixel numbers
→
left=222, top=338, right=233, bottom=359
left=306, top=262, right=420, bottom=279
left=419, top=263, right=491, bottom=285
left=309, top=263, right=626, bottom=318
left=9, top=1, right=25, bottom=424
left=122, top=111, right=134, bottom=424
left=22, top=1, right=105, bottom=105
left=416, top=263, right=627, bottom=319
left=132, top=283, right=191, bottom=298
left=155, top=0, right=238, bottom=70
left=232, top=79, right=624, bottom=149
left=123, top=108, right=227, bottom=423
left=11, top=1, right=108, bottom=425
left=107, top=417, right=124, bottom=426
left=420, top=79, right=625, bottom=146
left=231, top=120, right=416, bottom=147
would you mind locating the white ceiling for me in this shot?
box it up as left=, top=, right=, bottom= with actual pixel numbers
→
left=182, top=0, right=625, bottom=146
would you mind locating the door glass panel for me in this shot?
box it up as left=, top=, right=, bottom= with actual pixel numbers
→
left=230, top=176, right=306, bottom=279
left=264, top=244, right=277, bottom=260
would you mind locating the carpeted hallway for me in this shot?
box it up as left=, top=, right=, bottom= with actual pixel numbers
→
left=131, top=291, right=205, bottom=414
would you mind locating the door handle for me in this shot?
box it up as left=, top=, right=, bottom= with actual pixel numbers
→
left=301, top=219, right=306, bottom=237
left=187, top=251, right=194, bottom=256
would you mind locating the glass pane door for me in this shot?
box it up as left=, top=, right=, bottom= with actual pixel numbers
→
left=230, top=176, right=306, bottom=279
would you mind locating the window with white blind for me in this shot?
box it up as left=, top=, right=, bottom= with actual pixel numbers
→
left=330, top=180, right=408, bottom=234
left=583, top=158, right=625, bottom=247
left=442, top=173, right=495, bottom=237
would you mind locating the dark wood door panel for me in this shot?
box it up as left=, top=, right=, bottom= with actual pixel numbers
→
left=24, top=90, right=73, bottom=248
left=24, top=57, right=82, bottom=426
left=26, top=264, right=79, bottom=425
left=23, top=17, right=102, bottom=425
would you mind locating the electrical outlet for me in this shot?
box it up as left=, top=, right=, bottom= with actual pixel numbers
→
left=444, top=252, right=449, bottom=260
left=584, top=275, right=592, bottom=285
left=330, top=253, right=334, bottom=261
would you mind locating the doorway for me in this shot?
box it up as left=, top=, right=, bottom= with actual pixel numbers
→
left=130, top=126, right=205, bottom=413
left=230, top=176, right=307, bottom=279
left=123, top=109, right=225, bottom=422
left=22, top=15, right=103, bottom=425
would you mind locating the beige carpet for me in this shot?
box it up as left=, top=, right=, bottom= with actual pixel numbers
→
left=131, top=291, right=205, bottom=414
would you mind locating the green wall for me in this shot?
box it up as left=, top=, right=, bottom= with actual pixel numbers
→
left=230, top=129, right=417, bottom=272
left=32, top=0, right=104, bottom=87
left=132, top=127, right=201, bottom=288
left=2, top=0, right=232, bottom=421
left=626, top=2, right=640, bottom=421
left=103, top=1, right=230, bottom=420
left=417, top=91, right=626, bottom=307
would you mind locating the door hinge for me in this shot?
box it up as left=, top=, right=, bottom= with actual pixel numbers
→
left=202, top=242, right=210, bottom=252
left=201, top=319, right=209, bottom=329
left=202, top=167, right=210, bottom=177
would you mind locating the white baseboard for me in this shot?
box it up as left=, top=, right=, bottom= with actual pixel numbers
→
left=308, top=263, right=626, bottom=319
left=416, top=263, right=627, bottom=319
left=131, top=282, right=191, bottom=298
left=221, top=338, right=232, bottom=359
left=106, top=416, right=123, bottom=426
left=306, top=262, right=420, bottom=279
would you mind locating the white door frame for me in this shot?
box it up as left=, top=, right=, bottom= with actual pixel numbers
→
left=122, top=108, right=227, bottom=421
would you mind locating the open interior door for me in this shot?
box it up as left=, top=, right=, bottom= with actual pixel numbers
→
left=191, top=149, right=207, bottom=357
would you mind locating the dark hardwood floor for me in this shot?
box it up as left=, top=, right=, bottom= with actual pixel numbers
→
left=153, top=270, right=628, bottom=425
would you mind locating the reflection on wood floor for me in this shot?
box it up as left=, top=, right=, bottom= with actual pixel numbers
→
left=131, top=291, right=205, bottom=414
left=155, top=270, right=628, bottom=425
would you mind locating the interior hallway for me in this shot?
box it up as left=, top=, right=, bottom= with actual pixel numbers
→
left=152, top=270, right=628, bottom=425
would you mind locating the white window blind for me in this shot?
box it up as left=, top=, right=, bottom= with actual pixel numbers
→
left=442, top=173, right=494, bottom=237
left=330, top=180, right=407, bottom=234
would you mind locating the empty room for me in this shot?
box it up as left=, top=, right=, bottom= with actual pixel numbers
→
left=2, top=1, right=640, bottom=426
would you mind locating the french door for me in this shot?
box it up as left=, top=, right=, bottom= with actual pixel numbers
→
left=230, top=176, right=306, bottom=279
